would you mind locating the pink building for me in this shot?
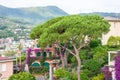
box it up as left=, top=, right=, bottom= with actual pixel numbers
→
left=0, top=57, right=13, bottom=80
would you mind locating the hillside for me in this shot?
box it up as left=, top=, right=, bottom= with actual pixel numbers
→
left=0, top=5, right=68, bottom=39
left=0, top=5, right=68, bottom=27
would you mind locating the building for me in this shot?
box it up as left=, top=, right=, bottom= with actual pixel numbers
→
left=102, top=17, right=120, bottom=45
left=0, top=56, right=13, bottom=80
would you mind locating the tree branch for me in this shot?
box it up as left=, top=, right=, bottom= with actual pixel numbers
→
left=70, top=41, right=78, bottom=55
left=59, top=43, right=76, bottom=57
left=65, top=47, right=76, bottom=56
left=77, top=43, right=86, bottom=51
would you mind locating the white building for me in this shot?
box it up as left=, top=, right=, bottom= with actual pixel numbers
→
left=102, top=17, right=120, bottom=45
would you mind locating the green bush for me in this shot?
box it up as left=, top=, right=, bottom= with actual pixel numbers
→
left=9, top=72, right=36, bottom=80
left=92, top=73, right=104, bottom=80
left=54, top=69, right=71, bottom=79
left=29, top=66, right=49, bottom=74
left=80, top=71, right=89, bottom=80
left=91, top=46, right=108, bottom=65
left=83, top=59, right=101, bottom=75
left=107, top=36, right=120, bottom=48
left=17, top=54, right=26, bottom=62
left=54, top=68, right=77, bottom=80
left=90, top=39, right=101, bottom=48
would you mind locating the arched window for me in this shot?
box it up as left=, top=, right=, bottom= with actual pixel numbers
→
left=43, top=62, right=49, bottom=68
left=31, top=61, right=40, bottom=67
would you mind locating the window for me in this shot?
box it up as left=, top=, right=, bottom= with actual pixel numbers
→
left=0, top=63, right=7, bottom=72
left=43, top=52, right=47, bottom=58
left=36, top=52, right=41, bottom=57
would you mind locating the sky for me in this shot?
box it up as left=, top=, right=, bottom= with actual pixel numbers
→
left=0, top=0, right=119, bottom=14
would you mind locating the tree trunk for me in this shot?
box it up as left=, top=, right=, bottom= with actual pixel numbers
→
left=60, top=52, right=65, bottom=68
left=76, top=53, right=81, bottom=80
left=64, top=51, right=68, bottom=67
left=59, top=46, right=68, bottom=68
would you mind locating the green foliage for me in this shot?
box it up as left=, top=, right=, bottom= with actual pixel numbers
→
left=80, top=48, right=91, bottom=61
left=17, top=54, right=26, bottom=62
left=92, top=46, right=108, bottom=65
left=31, top=15, right=110, bottom=48
left=54, top=68, right=77, bottom=80
left=71, top=56, right=76, bottom=62
left=68, top=56, right=78, bottom=67
left=54, top=69, right=71, bottom=79
left=0, top=5, right=67, bottom=39
left=83, top=59, right=101, bottom=75
left=18, top=44, right=23, bottom=50
left=92, top=73, right=104, bottom=80
left=9, top=72, right=36, bottom=80
left=80, top=70, right=90, bottom=80
left=107, top=36, right=120, bottom=48
left=0, top=30, right=17, bottom=38
left=29, top=66, right=49, bottom=75
left=90, top=39, right=101, bottom=48
left=0, top=5, right=68, bottom=26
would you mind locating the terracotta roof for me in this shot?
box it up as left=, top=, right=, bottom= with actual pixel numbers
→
left=0, top=57, right=12, bottom=61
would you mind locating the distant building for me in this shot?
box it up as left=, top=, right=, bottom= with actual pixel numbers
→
left=0, top=56, right=13, bottom=80
left=102, top=17, right=120, bottom=45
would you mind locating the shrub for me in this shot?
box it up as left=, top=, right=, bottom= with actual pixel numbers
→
left=83, top=59, right=101, bottom=75
left=92, top=46, right=108, bottom=65
left=54, top=68, right=77, bottom=80
left=9, top=72, right=36, bottom=80
left=54, top=69, right=71, bottom=79
left=29, top=66, right=49, bottom=74
left=80, top=70, right=89, bottom=80
left=90, top=39, right=101, bottom=48
left=17, top=54, right=26, bottom=62
left=92, top=73, right=104, bottom=80
left=107, top=36, right=120, bottom=48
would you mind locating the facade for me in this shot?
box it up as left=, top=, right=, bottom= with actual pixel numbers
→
left=102, top=17, right=120, bottom=45
left=0, top=57, right=13, bottom=80
left=24, top=47, right=56, bottom=71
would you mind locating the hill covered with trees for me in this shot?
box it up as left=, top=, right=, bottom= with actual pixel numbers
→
left=0, top=5, right=68, bottom=39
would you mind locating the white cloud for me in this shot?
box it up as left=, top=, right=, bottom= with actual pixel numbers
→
left=0, top=0, right=120, bottom=14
